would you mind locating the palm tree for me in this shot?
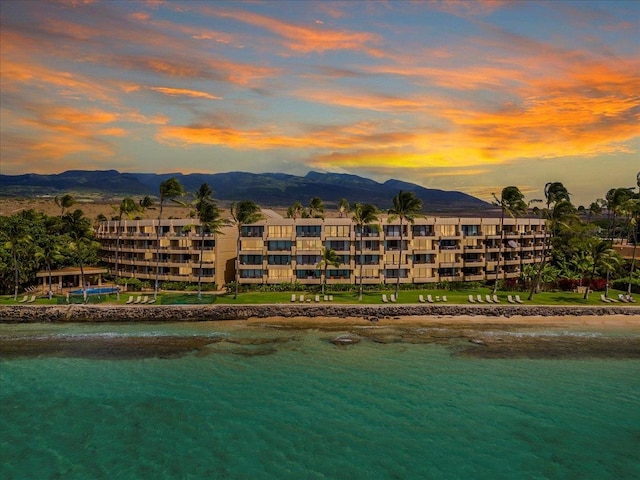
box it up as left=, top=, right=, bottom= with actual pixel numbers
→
left=139, top=196, right=154, bottom=216
left=352, top=203, right=379, bottom=301
left=36, top=216, right=64, bottom=297
left=621, top=196, right=640, bottom=295
left=388, top=190, right=423, bottom=299
left=2, top=215, right=32, bottom=300
left=62, top=209, right=96, bottom=299
left=583, top=239, right=620, bottom=300
left=54, top=194, right=75, bottom=217
left=112, top=197, right=139, bottom=299
left=338, top=198, right=351, bottom=218
left=286, top=201, right=303, bottom=219
left=605, top=187, right=634, bottom=241
left=528, top=182, right=572, bottom=300
left=491, top=186, right=527, bottom=294
left=229, top=200, right=264, bottom=299
left=316, top=247, right=340, bottom=295
left=154, top=178, right=185, bottom=300
left=193, top=183, right=226, bottom=299
left=308, top=197, right=325, bottom=218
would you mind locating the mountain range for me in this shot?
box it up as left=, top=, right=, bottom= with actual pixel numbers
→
left=0, top=170, right=489, bottom=211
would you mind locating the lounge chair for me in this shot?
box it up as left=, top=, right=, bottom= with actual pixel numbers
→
left=628, top=295, right=636, bottom=303
left=147, top=298, right=156, bottom=304
left=468, top=294, right=475, bottom=303
left=418, top=294, right=426, bottom=303
left=442, top=295, right=448, bottom=302
left=507, top=295, right=516, bottom=304
left=485, top=295, right=493, bottom=303
left=515, top=295, right=524, bottom=304
left=382, top=294, right=388, bottom=303
left=600, top=294, right=612, bottom=303
left=299, top=295, right=305, bottom=302
left=427, top=294, right=435, bottom=303
left=390, top=294, right=397, bottom=303
left=315, top=295, right=320, bottom=302
left=140, top=296, right=149, bottom=304
left=26, top=295, right=36, bottom=303
left=133, top=296, right=142, bottom=304
left=476, top=295, right=484, bottom=303
left=492, top=295, right=500, bottom=303
left=125, top=295, right=134, bottom=304
left=17, top=295, right=28, bottom=303
left=328, top=295, right=333, bottom=301
left=291, top=294, right=296, bottom=302
left=618, top=294, right=628, bottom=303
left=324, top=295, right=329, bottom=301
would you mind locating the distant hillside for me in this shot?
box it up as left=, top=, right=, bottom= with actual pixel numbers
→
left=0, top=170, right=489, bottom=212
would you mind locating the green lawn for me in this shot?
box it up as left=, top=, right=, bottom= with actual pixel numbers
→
left=1, top=288, right=634, bottom=307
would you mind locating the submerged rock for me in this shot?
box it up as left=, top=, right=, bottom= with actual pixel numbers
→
left=330, top=335, right=360, bottom=345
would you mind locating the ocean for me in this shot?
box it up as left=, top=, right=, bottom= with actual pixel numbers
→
left=1, top=321, right=639, bottom=479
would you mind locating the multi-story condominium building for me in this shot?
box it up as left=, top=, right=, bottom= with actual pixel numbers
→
left=96, top=213, right=548, bottom=288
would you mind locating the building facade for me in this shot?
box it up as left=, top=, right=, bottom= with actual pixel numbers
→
left=97, top=214, right=548, bottom=288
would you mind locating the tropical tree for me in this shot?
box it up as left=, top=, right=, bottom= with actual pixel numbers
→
left=139, top=195, right=154, bottom=214
left=1, top=214, right=32, bottom=300
left=316, top=247, right=340, bottom=295
left=352, top=203, right=379, bottom=301
left=35, top=216, right=65, bottom=297
left=113, top=197, right=140, bottom=299
left=338, top=198, right=351, bottom=218
left=286, top=201, right=304, bottom=219
left=387, top=190, right=423, bottom=299
left=491, top=186, right=527, bottom=294
left=54, top=194, right=75, bottom=217
left=605, top=187, right=634, bottom=241
left=229, top=200, right=264, bottom=299
left=154, top=178, right=185, bottom=300
left=621, top=196, right=640, bottom=295
left=308, top=197, right=325, bottom=218
left=528, top=182, right=573, bottom=299
left=62, top=209, right=97, bottom=299
left=583, top=239, right=620, bottom=299
left=193, top=183, right=226, bottom=299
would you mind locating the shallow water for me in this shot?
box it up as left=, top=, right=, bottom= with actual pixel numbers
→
left=1, top=322, right=639, bottom=479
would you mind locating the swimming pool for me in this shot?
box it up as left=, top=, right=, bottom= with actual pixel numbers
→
left=69, top=287, right=119, bottom=295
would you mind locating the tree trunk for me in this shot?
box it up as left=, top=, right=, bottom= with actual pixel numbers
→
left=234, top=234, right=240, bottom=299
left=154, top=202, right=164, bottom=301
left=13, top=251, right=18, bottom=301
left=528, top=223, right=549, bottom=300
left=493, top=207, right=505, bottom=294
left=584, top=264, right=597, bottom=300
left=198, top=227, right=205, bottom=300
left=396, top=218, right=403, bottom=299
left=358, top=231, right=364, bottom=301
left=627, top=224, right=638, bottom=295
left=115, top=217, right=122, bottom=300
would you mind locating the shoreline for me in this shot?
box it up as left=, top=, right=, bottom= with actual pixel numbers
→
left=1, top=303, right=640, bottom=325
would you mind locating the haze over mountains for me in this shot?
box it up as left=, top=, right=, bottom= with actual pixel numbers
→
left=0, top=170, right=489, bottom=212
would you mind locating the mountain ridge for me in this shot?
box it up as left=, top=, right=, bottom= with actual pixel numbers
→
left=0, top=170, right=490, bottom=211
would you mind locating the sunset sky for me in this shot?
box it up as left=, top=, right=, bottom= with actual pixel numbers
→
left=1, top=0, right=638, bottom=207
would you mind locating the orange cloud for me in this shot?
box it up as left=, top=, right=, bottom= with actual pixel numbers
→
left=203, top=7, right=385, bottom=57
left=148, top=87, right=222, bottom=100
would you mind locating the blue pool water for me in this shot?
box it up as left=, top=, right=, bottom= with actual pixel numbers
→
left=69, top=287, right=119, bottom=295
left=1, top=321, right=639, bottom=479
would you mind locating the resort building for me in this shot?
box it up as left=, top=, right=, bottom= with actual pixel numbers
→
left=96, top=213, right=548, bottom=288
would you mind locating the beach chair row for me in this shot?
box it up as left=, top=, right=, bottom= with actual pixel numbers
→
left=601, top=293, right=636, bottom=303
left=469, top=294, right=524, bottom=304
left=17, top=295, right=37, bottom=303
left=290, top=294, right=333, bottom=303
left=125, top=295, right=156, bottom=304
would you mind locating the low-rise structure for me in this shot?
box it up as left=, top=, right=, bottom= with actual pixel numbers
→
left=96, top=213, right=548, bottom=288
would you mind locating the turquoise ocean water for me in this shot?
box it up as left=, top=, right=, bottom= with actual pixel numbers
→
left=1, top=321, right=639, bottom=480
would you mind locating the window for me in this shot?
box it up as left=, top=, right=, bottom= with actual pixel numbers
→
left=267, top=225, right=292, bottom=238
left=355, top=255, right=379, bottom=265
left=361, top=240, right=380, bottom=250
left=268, top=255, right=291, bottom=265
left=439, top=240, right=459, bottom=250
left=461, top=225, right=480, bottom=236
left=296, top=225, right=322, bottom=237
left=325, top=225, right=350, bottom=237
left=268, top=269, right=292, bottom=279
left=356, top=225, right=380, bottom=237
left=296, top=239, right=323, bottom=250
left=384, top=225, right=404, bottom=236
left=413, top=254, right=434, bottom=264
left=267, top=240, right=292, bottom=251
left=240, top=269, right=263, bottom=279
left=240, top=255, right=263, bottom=265
left=326, top=269, right=350, bottom=279
left=412, top=225, right=434, bottom=236
left=296, top=270, right=320, bottom=279
left=296, top=255, right=321, bottom=265
left=241, top=239, right=263, bottom=251
left=437, top=224, right=457, bottom=236
left=384, top=269, right=408, bottom=278
left=241, top=226, right=264, bottom=237
left=327, top=240, right=350, bottom=251
left=438, top=267, right=459, bottom=277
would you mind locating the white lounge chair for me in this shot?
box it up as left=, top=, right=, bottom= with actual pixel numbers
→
left=17, top=295, right=28, bottom=303
left=299, top=295, right=305, bottom=302
left=147, top=298, right=156, bottom=304
left=328, top=295, right=333, bottom=301
left=382, top=294, right=388, bottom=303
left=133, top=296, right=142, bottom=304
left=485, top=295, right=493, bottom=303
left=140, top=296, right=149, bottom=304
left=418, top=294, right=426, bottom=303
left=26, top=295, right=36, bottom=303
left=324, top=295, right=329, bottom=301
left=427, top=294, right=435, bottom=303
left=492, top=295, right=500, bottom=303
left=476, top=295, right=484, bottom=303
left=125, top=295, right=134, bottom=304
left=291, top=294, right=296, bottom=302
left=600, top=294, right=612, bottom=303
left=390, top=294, right=397, bottom=303
left=468, top=294, right=475, bottom=303
left=315, top=295, right=320, bottom=302
left=442, top=295, right=448, bottom=302
left=515, top=295, right=524, bottom=304
left=618, top=294, right=628, bottom=303
left=507, top=295, right=516, bottom=304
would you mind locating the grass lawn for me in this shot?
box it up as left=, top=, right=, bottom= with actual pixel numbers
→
left=1, top=288, right=634, bottom=307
